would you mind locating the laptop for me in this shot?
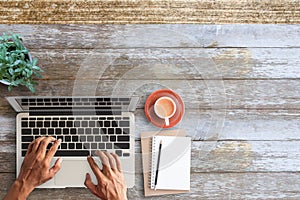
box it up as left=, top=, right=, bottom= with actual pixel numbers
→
left=7, top=96, right=139, bottom=188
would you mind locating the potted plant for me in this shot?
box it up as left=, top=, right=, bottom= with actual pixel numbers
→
left=0, top=33, right=43, bottom=93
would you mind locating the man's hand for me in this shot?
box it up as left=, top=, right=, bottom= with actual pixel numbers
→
left=4, top=137, right=62, bottom=200
left=85, top=151, right=127, bottom=200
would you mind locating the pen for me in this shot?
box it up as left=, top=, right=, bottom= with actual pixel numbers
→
left=154, top=140, right=162, bottom=190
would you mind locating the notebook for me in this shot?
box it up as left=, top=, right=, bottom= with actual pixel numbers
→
left=141, top=129, right=189, bottom=196
left=150, top=136, right=191, bottom=190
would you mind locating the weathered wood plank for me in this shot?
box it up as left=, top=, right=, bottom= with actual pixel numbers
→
left=0, top=25, right=299, bottom=48
left=2, top=140, right=300, bottom=173
left=1, top=109, right=300, bottom=141
left=2, top=108, right=300, bottom=141
left=1, top=0, right=299, bottom=24
left=1, top=172, right=300, bottom=199
left=25, top=48, right=300, bottom=80
left=1, top=79, right=300, bottom=109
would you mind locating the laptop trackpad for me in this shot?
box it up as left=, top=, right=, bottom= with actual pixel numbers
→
left=55, top=160, right=97, bottom=187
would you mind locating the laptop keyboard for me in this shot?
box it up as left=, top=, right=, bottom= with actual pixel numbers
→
left=20, top=116, right=131, bottom=157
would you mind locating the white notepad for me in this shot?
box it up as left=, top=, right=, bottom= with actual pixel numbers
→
left=150, top=136, right=191, bottom=190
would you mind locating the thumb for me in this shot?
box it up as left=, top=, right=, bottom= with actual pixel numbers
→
left=49, top=157, right=62, bottom=177
left=84, top=173, right=98, bottom=195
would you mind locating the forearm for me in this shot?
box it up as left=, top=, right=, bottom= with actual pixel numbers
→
left=4, top=180, right=33, bottom=200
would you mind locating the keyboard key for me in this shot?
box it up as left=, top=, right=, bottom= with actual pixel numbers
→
left=63, top=129, right=69, bottom=135
left=123, top=153, right=130, bottom=157
left=112, top=121, right=118, bottom=127
left=87, top=136, right=93, bottom=142
left=80, top=136, right=86, bottom=142
left=97, top=121, right=103, bottom=127
left=108, top=128, right=115, bottom=134
left=61, top=143, right=67, bottom=149
left=52, top=121, right=58, bottom=127
left=55, top=150, right=89, bottom=157
left=68, top=143, right=75, bottom=149
left=101, top=128, right=107, bottom=134
left=106, top=143, right=112, bottom=149
left=95, top=136, right=101, bottom=142
left=72, top=136, right=79, bottom=142
left=70, top=128, right=77, bottom=135
left=67, top=121, right=73, bottom=127
left=55, top=128, right=62, bottom=134
left=48, top=129, right=54, bottom=135
left=74, top=121, right=81, bottom=127
left=40, top=128, right=47, bottom=135
left=22, top=136, right=33, bottom=142
left=110, top=136, right=116, bottom=142
left=104, top=121, right=110, bottom=127
left=116, top=128, right=122, bottom=134
left=115, top=150, right=122, bottom=156
left=65, top=136, right=71, bottom=142
left=119, top=121, right=130, bottom=127
left=44, top=121, right=51, bottom=127
left=91, top=143, right=97, bottom=149
left=36, top=121, right=43, bottom=127
left=29, top=122, right=35, bottom=128
left=32, top=129, right=39, bottom=135
left=21, top=121, right=28, bottom=127
left=102, top=136, right=109, bottom=142
left=85, top=128, right=92, bottom=134
left=82, top=121, right=88, bottom=127
left=114, top=143, right=130, bottom=149
left=89, top=121, right=95, bottom=127
left=98, top=143, right=105, bottom=149
left=123, top=128, right=130, bottom=134
left=22, top=151, right=27, bottom=156
left=76, top=143, right=82, bottom=149
left=118, top=136, right=130, bottom=142
left=59, top=121, right=65, bottom=127
left=93, top=128, right=99, bottom=134
left=22, top=143, right=30, bottom=150
left=57, top=135, right=64, bottom=141
left=22, top=129, right=31, bottom=135
left=83, top=143, right=90, bottom=149
left=78, top=128, right=84, bottom=134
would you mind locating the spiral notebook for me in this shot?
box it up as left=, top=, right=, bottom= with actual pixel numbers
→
left=141, top=129, right=191, bottom=196
left=150, top=136, right=191, bottom=190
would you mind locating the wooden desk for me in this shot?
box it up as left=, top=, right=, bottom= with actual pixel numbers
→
left=0, top=24, right=300, bottom=199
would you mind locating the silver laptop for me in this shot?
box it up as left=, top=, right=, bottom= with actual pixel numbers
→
left=7, top=96, right=139, bottom=188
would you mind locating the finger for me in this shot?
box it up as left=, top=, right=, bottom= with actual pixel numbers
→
left=96, top=151, right=111, bottom=173
left=46, top=139, right=61, bottom=161
left=39, top=137, right=56, bottom=155
left=87, top=156, right=107, bottom=182
left=111, top=153, right=122, bottom=172
left=104, top=152, right=117, bottom=170
left=49, top=157, right=62, bottom=178
left=84, top=173, right=98, bottom=195
left=31, top=136, right=45, bottom=153
left=24, top=142, right=34, bottom=157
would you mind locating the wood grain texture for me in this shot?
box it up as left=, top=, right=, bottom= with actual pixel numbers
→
left=18, top=48, right=300, bottom=80
left=0, top=24, right=299, bottom=48
left=1, top=79, right=300, bottom=109
left=0, top=0, right=299, bottom=24
left=2, top=140, right=300, bottom=173
left=1, top=173, right=300, bottom=199
left=0, top=24, right=299, bottom=199
left=1, top=109, right=300, bottom=141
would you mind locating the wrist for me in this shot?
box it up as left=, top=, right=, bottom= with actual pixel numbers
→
left=11, top=179, right=34, bottom=199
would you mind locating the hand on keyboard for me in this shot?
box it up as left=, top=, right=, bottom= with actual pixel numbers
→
left=4, top=136, right=62, bottom=200
left=85, top=151, right=127, bottom=200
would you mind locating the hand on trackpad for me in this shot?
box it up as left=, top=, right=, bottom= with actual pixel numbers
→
left=55, top=160, right=98, bottom=187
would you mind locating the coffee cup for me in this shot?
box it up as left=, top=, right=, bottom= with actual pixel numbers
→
left=154, top=96, right=177, bottom=126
